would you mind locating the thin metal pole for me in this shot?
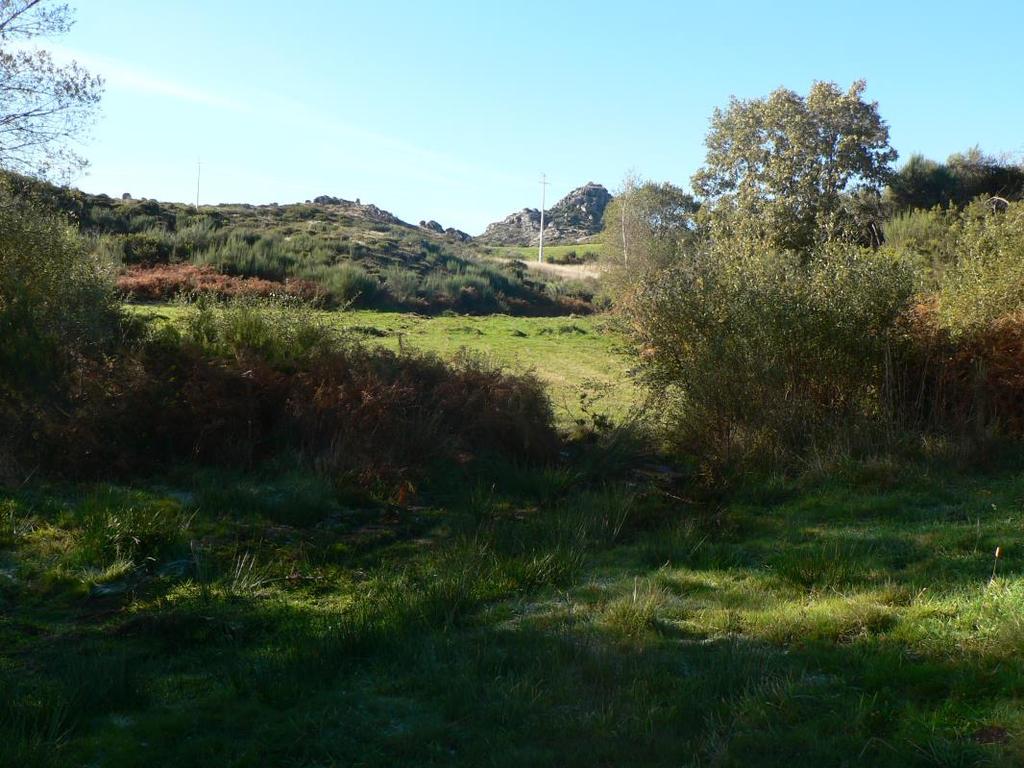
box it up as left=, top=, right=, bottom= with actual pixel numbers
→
left=538, top=173, right=549, bottom=263
left=196, top=158, right=202, bottom=209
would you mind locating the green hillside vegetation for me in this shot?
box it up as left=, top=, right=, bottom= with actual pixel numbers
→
left=2, top=172, right=593, bottom=316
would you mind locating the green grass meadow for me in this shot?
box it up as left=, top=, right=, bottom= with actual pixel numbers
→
left=6, top=305, right=1024, bottom=767
left=133, top=305, right=639, bottom=423
left=4, top=456, right=1024, bottom=766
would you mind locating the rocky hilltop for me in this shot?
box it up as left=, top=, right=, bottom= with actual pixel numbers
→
left=480, top=182, right=611, bottom=245
left=418, top=219, right=472, bottom=242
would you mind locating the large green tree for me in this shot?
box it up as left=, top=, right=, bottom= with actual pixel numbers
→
left=692, top=80, right=896, bottom=251
left=0, top=0, right=103, bottom=180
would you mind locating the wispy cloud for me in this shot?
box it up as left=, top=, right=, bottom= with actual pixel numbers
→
left=261, top=92, right=524, bottom=189
left=43, top=43, right=247, bottom=112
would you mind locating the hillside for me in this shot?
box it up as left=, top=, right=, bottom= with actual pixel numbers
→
left=3, top=173, right=594, bottom=315
left=479, top=182, right=612, bottom=246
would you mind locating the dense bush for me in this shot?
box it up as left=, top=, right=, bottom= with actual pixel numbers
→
left=625, top=194, right=1024, bottom=468
left=194, top=229, right=296, bottom=281
left=11, top=299, right=559, bottom=485
left=878, top=202, right=1024, bottom=438
left=900, top=302, right=1024, bottom=439
left=626, top=244, right=915, bottom=464
left=938, top=202, right=1024, bottom=334
left=881, top=207, right=958, bottom=285
left=0, top=190, right=122, bottom=391
left=181, top=296, right=337, bottom=365
left=121, top=231, right=175, bottom=265
left=299, top=262, right=378, bottom=305
left=382, top=264, right=420, bottom=303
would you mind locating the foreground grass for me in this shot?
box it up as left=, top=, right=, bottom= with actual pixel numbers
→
left=4, top=456, right=1024, bottom=766
left=131, top=305, right=638, bottom=423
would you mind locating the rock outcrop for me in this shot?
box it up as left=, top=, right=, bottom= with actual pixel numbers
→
left=419, top=219, right=471, bottom=242
left=479, top=182, right=611, bottom=245
left=480, top=208, right=543, bottom=245
left=311, top=195, right=408, bottom=226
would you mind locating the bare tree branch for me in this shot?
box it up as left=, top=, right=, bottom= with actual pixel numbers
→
left=0, top=1, right=101, bottom=181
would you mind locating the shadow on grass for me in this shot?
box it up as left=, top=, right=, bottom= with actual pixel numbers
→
left=4, top=461, right=1024, bottom=766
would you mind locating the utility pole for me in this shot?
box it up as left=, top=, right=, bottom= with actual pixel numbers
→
left=195, top=158, right=202, bottom=210
left=538, top=173, right=549, bottom=263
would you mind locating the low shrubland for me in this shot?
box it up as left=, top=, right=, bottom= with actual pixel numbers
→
left=113, top=224, right=589, bottom=314
left=6, top=297, right=559, bottom=486
left=0, top=171, right=593, bottom=315
left=936, top=201, right=1024, bottom=333
left=116, top=263, right=321, bottom=302
left=623, top=201, right=1024, bottom=474
left=0, top=191, right=123, bottom=392
left=0, top=185, right=561, bottom=487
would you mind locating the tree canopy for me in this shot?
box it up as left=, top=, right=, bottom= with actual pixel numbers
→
left=887, top=148, right=1024, bottom=212
left=600, top=177, right=699, bottom=299
left=603, top=178, right=698, bottom=265
left=692, top=80, right=896, bottom=251
left=0, top=0, right=103, bottom=180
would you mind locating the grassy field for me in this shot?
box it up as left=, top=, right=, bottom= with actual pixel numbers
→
left=8, top=305, right=1024, bottom=767
left=5, top=456, right=1024, bottom=766
left=134, top=305, right=640, bottom=423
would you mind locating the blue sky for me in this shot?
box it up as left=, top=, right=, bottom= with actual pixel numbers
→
left=55, top=0, right=1024, bottom=233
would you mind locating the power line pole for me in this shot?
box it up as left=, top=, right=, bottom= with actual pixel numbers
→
left=195, top=158, right=202, bottom=210
left=538, top=173, right=549, bottom=264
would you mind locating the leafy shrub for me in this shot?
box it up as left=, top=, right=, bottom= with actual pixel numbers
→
left=881, top=207, right=958, bottom=285
left=382, top=264, right=420, bottom=304
left=938, top=202, right=1024, bottom=334
left=121, top=230, right=175, bottom=265
left=21, top=300, right=558, bottom=485
left=299, top=263, right=378, bottom=306
left=627, top=244, right=915, bottom=465
left=0, top=188, right=122, bottom=391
